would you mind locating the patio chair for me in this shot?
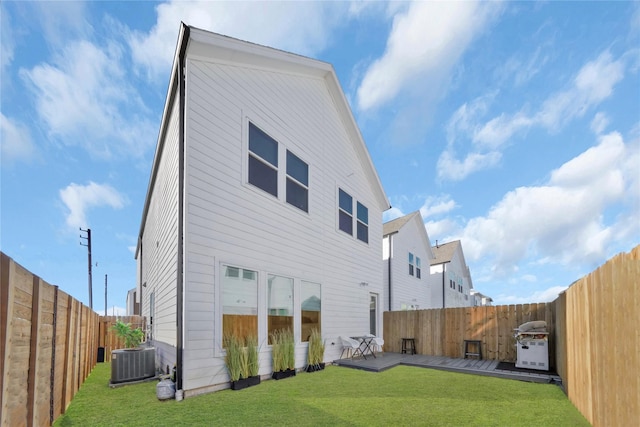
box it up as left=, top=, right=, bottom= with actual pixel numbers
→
left=339, top=336, right=364, bottom=359
left=372, top=336, right=384, bottom=354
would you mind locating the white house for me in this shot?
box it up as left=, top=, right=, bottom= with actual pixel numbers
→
left=470, top=290, right=493, bottom=306
left=429, top=240, right=474, bottom=308
left=135, top=23, right=389, bottom=397
left=382, top=212, right=436, bottom=311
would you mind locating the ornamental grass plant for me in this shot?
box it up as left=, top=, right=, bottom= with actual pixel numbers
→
left=307, top=328, right=325, bottom=368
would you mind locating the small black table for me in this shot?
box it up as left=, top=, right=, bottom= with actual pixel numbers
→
left=401, top=338, right=416, bottom=355
left=351, top=336, right=377, bottom=359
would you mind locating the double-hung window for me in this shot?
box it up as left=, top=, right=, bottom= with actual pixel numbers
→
left=338, top=189, right=353, bottom=235
left=248, top=123, right=278, bottom=197
left=356, top=202, right=368, bottom=243
left=409, top=252, right=414, bottom=276
left=338, top=188, right=369, bottom=243
left=286, top=150, right=308, bottom=212
left=416, top=257, right=421, bottom=279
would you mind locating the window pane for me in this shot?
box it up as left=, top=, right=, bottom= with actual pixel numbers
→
left=222, top=266, right=258, bottom=344
left=301, top=281, right=321, bottom=342
left=286, top=178, right=308, bottom=212
left=249, top=122, right=278, bottom=166
left=338, top=189, right=352, bottom=214
left=357, top=221, right=368, bottom=243
left=409, top=252, right=414, bottom=263
left=286, top=150, right=308, bottom=186
left=416, top=257, right=421, bottom=268
left=339, top=210, right=353, bottom=235
left=357, top=202, right=368, bottom=224
left=268, top=275, right=294, bottom=344
left=249, top=155, right=278, bottom=197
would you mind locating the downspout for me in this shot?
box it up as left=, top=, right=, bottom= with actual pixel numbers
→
left=388, top=235, right=392, bottom=311
left=442, top=263, right=446, bottom=309
left=176, top=23, right=190, bottom=394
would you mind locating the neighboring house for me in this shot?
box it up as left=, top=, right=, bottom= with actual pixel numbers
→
left=470, top=290, right=493, bottom=306
left=382, top=212, right=436, bottom=311
left=125, top=288, right=139, bottom=315
left=429, top=240, right=474, bottom=308
left=135, top=24, right=389, bottom=397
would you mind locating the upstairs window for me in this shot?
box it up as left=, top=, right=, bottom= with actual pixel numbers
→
left=409, top=252, right=414, bottom=276
left=248, top=123, right=278, bottom=197
left=416, top=257, right=421, bottom=279
left=356, top=202, right=368, bottom=243
left=338, top=189, right=353, bottom=235
left=286, top=150, right=308, bottom=212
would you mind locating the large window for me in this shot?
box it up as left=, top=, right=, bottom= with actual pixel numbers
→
left=338, top=189, right=353, bottom=235
left=286, top=150, right=308, bottom=212
left=301, top=281, right=321, bottom=342
left=409, top=252, right=414, bottom=276
left=222, top=266, right=258, bottom=345
left=356, top=202, right=368, bottom=243
left=248, top=122, right=278, bottom=197
left=338, top=188, right=369, bottom=243
left=268, top=275, right=294, bottom=344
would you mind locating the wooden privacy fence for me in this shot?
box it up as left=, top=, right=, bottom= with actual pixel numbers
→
left=0, top=252, right=146, bottom=427
left=555, top=245, right=639, bottom=427
left=384, top=303, right=556, bottom=365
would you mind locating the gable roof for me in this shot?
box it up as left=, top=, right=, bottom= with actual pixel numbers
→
left=383, top=211, right=434, bottom=259
left=137, top=23, right=390, bottom=254
left=430, top=240, right=461, bottom=265
left=383, top=212, right=417, bottom=236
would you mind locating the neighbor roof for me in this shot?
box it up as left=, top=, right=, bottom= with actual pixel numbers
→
left=430, top=240, right=461, bottom=265
left=383, top=211, right=419, bottom=236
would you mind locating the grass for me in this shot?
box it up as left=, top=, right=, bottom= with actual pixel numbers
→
left=54, top=363, right=589, bottom=427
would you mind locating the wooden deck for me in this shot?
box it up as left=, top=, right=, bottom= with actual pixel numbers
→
left=333, top=352, right=563, bottom=386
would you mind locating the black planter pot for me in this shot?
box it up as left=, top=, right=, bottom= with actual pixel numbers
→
left=271, top=368, right=296, bottom=380
left=305, top=363, right=325, bottom=373
left=230, top=375, right=261, bottom=390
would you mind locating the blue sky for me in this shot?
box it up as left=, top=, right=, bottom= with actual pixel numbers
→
left=2, top=1, right=639, bottom=313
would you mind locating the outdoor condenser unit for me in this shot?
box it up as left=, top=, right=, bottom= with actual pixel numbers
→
left=111, top=347, right=156, bottom=384
left=514, top=321, right=549, bottom=371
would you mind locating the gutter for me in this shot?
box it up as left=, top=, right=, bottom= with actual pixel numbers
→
left=176, top=22, right=190, bottom=394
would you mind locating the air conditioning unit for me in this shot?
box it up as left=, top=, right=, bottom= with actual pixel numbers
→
left=111, top=347, right=156, bottom=384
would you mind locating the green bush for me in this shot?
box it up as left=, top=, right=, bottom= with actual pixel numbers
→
left=111, top=320, right=144, bottom=349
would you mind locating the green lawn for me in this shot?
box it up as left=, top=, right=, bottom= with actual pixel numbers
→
left=54, top=363, right=588, bottom=426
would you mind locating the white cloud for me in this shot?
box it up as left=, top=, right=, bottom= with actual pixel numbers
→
left=436, top=149, right=502, bottom=182
left=59, top=182, right=126, bottom=229
left=357, top=0, right=502, bottom=111
left=441, top=50, right=628, bottom=181
left=590, top=112, right=610, bottom=135
left=1, top=113, right=36, bottom=165
left=128, top=0, right=346, bottom=83
left=21, top=39, right=155, bottom=160
left=459, top=131, right=634, bottom=275
left=383, top=206, right=405, bottom=222
left=497, top=285, right=568, bottom=305
left=95, top=306, right=127, bottom=316
left=419, top=195, right=457, bottom=218
left=1, top=4, right=14, bottom=74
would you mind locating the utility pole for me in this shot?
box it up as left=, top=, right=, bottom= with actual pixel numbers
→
left=80, top=228, right=93, bottom=309
left=104, top=274, right=108, bottom=316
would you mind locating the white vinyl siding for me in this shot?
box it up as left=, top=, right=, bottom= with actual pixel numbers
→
left=179, top=55, right=384, bottom=393
left=140, top=98, right=180, bottom=350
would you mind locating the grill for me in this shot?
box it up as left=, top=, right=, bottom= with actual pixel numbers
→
left=514, top=321, right=549, bottom=371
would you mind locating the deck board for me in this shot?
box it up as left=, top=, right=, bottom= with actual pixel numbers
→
left=332, top=352, right=562, bottom=386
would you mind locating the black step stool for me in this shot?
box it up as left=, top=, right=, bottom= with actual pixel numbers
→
left=401, top=338, right=416, bottom=355
left=464, top=340, right=482, bottom=359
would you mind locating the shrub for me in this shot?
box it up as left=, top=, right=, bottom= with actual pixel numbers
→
left=307, top=328, right=325, bottom=367
left=111, top=320, right=144, bottom=349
